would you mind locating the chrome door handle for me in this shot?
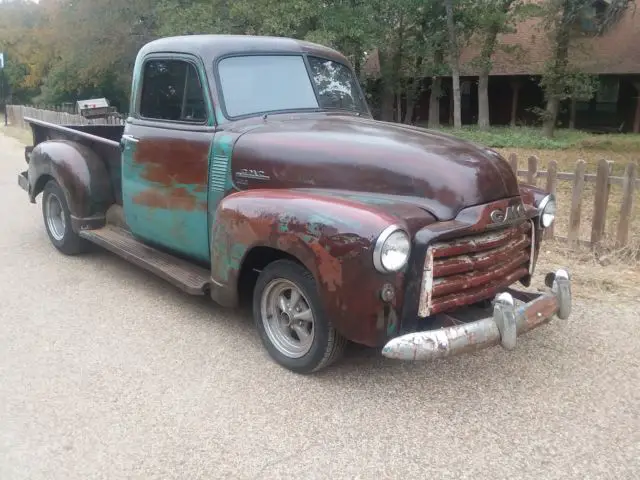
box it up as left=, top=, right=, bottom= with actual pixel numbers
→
left=122, top=134, right=139, bottom=143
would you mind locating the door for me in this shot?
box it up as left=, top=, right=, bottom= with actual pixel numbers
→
left=121, top=55, right=214, bottom=263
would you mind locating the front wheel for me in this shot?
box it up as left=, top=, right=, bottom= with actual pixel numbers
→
left=253, top=260, right=346, bottom=374
left=42, top=180, right=89, bottom=255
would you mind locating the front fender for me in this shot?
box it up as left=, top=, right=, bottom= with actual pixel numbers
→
left=210, top=189, right=410, bottom=346
left=28, top=140, right=114, bottom=229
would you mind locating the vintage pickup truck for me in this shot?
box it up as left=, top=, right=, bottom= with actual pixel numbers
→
left=17, top=35, right=571, bottom=373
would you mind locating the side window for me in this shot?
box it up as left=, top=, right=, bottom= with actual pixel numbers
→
left=139, top=59, right=207, bottom=123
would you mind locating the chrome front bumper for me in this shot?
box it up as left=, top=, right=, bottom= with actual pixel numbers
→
left=382, top=270, right=571, bottom=361
left=18, top=171, right=29, bottom=193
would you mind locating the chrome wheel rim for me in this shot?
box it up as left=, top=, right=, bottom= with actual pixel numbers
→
left=261, top=279, right=315, bottom=358
left=45, top=193, right=66, bottom=241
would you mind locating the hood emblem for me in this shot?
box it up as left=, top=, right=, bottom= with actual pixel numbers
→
left=236, top=168, right=270, bottom=181
left=490, top=203, right=526, bottom=225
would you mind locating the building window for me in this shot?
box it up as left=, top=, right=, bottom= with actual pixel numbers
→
left=596, top=77, right=619, bottom=104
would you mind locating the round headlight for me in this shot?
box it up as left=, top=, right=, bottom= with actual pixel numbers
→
left=539, top=194, right=556, bottom=228
left=374, top=226, right=411, bottom=273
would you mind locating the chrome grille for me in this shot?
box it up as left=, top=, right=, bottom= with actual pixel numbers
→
left=418, top=222, right=533, bottom=317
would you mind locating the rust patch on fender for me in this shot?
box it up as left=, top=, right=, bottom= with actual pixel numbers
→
left=210, top=189, right=407, bottom=346
left=308, top=241, right=342, bottom=292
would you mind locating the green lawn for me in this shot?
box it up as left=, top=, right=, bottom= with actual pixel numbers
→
left=431, top=125, right=640, bottom=152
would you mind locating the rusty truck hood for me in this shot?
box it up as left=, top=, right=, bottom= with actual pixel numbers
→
left=230, top=114, right=519, bottom=221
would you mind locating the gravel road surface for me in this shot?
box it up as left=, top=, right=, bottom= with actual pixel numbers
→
left=1, top=130, right=638, bottom=479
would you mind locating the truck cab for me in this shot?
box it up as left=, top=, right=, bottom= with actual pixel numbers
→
left=18, top=35, right=571, bottom=374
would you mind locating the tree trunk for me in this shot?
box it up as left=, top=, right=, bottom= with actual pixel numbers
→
left=478, top=73, right=490, bottom=130
left=569, top=97, right=577, bottom=129
left=396, top=92, right=402, bottom=124
left=542, top=2, right=571, bottom=138
left=510, top=80, right=521, bottom=127
left=403, top=57, right=424, bottom=125
left=378, top=50, right=397, bottom=121
left=477, top=20, right=502, bottom=131
left=378, top=15, right=405, bottom=123
left=404, top=85, right=416, bottom=124
left=380, top=81, right=395, bottom=121
left=445, top=0, right=462, bottom=129
left=428, top=76, right=441, bottom=128
left=543, top=97, right=560, bottom=138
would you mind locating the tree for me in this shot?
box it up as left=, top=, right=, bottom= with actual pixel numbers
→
left=471, top=0, right=523, bottom=130
left=445, top=0, right=462, bottom=128
left=0, top=0, right=53, bottom=103
left=35, top=0, right=158, bottom=108
left=539, top=0, right=631, bottom=137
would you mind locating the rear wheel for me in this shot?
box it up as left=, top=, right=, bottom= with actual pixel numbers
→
left=42, top=180, right=89, bottom=255
left=253, top=260, right=346, bottom=374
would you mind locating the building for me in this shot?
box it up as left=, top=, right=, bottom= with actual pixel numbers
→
left=363, top=0, right=640, bottom=132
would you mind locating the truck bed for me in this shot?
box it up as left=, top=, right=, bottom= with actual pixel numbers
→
left=26, top=117, right=125, bottom=205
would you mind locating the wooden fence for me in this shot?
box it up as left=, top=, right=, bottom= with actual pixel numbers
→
left=6, top=104, right=124, bottom=129
left=508, top=153, right=638, bottom=249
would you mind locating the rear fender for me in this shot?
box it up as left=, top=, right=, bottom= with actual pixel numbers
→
left=209, top=189, right=409, bottom=345
left=28, top=140, right=114, bottom=231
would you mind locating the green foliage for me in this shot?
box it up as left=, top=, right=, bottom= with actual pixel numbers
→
left=0, top=0, right=632, bottom=134
left=535, top=0, right=632, bottom=136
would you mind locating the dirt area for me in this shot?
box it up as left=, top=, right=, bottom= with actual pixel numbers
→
left=1, top=124, right=33, bottom=145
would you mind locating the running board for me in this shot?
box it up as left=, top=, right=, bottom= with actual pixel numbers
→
left=79, top=226, right=210, bottom=295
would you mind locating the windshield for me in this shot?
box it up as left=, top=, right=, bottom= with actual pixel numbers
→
left=217, top=54, right=368, bottom=118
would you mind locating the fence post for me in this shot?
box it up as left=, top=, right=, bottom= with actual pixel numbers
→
left=568, top=160, right=586, bottom=247
left=590, top=159, right=611, bottom=247
left=544, top=160, right=558, bottom=240
left=616, top=162, right=637, bottom=248
left=527, top=156, right=538, bottom=186
left=508, top=153, right=518, bottom=178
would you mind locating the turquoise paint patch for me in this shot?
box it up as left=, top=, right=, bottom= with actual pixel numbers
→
left=229, top=243, right=246, bottom=269
left=214, top=106, right=226, bottom=125
left=386, top=321, right=397, bottom=336
left=207, top=133, right=239, bottom=275
left=123, top=184, right=210, bottom=263
left=208, top=133, right=236, bottom=225
left=300, top=234, right=315, bottom=244
left=308, top=213, right=339, bottom=228
left=122, top=140, right=210, bottom=263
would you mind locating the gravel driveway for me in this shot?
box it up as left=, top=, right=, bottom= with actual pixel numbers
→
left=1, top=130, right=638, bottom=479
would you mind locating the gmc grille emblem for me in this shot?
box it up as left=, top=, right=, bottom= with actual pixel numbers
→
left=490, top=203, right=525, bottom=225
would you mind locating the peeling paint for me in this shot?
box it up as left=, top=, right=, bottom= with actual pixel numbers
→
left=209, top=189, right=405, bottom=346
left=418, top=221, right=532, bottom=318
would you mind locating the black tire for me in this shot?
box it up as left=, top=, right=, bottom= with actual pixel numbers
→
left=253, top=259, right=347, bottom=374
left=41, top=180, right=89, bottom=255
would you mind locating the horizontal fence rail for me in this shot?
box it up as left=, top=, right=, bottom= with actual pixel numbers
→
left=6, top=105, right=125, bottom=129
left=508, top=153, right=638, bottom=250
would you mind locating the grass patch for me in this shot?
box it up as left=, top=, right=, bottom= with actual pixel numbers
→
left=431, top=125, right=640, bottom=152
